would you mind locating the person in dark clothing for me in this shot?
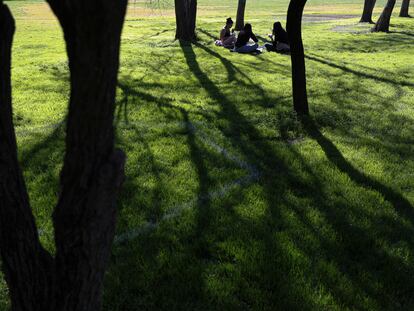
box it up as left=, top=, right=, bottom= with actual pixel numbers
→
left=265, top=21, right=290, bottom=53
left=218, top=17, right=236, bottom=48
left=234, top=23, right=259, bottom=53
left=272, top=21, right=289, bottom=44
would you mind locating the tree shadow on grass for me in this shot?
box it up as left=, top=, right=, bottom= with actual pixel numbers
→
left=302, top=116, right=413, bottom=218
left=134, top=28, right=174, bottom=41
left=190, top=39, right=289, bottom=108
left=117, top=79, right=213, bottom=225
left=305, top=53, right=414, bottom=88
left=105, top=41, right=313, bottom=309
left=284, top=117, right=414, bottom=309
left=305, top=53, right=413, bottom=190
left=331, top=30, right=414, bottom=53
left=107, top=77, right=223, bottom=309
left=180, top=40, right=319, bottom=310
left=389, top=30, right=414, bottom=37
left=20, top=118, right=65, bottom=168
left=179, top=40, right=414, bottom=310
left=13, top=115, right=67, bottom=252
left=101, top=35, right=414, bottom=310
left=12, top=33, right=414, bottom=310
left=197, top=28, right=217, bottom=41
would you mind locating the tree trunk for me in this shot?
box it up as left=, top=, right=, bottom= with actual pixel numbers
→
left=235, top=0, right=247, bottom=31
left=174, top=0, right=197, bottom=41
left=0, top=0, right=127, bottom=309
left=287, top=0, right=309, bottom=115
left=360, top=0, right=377, bottom=23
left=0, top=3, right=53, bottom=310
left=372, top=0, right=396, bottom=32
left=47, top=0, right=127, bottom=309
left=400, top=0, right=411, bottom=17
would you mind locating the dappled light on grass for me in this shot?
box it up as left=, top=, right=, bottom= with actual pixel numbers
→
left=3, top=0, right=414, bottom=310
left=106, top=25, right=413, bottom=310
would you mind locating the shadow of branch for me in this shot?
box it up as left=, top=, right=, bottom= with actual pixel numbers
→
left=302, top=117, right=413, bottom=215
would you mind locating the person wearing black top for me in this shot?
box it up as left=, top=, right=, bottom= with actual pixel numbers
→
left=219, top=17, right=236, bottom=48
left=234, top=23, right=259, bottom=53
left=265, top=21, right=290, bottom=53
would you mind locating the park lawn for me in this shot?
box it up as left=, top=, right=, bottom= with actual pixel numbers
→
left=1, top=0, right=414, bottom=310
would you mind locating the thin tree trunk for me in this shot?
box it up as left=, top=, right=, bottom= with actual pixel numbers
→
left=0, top=0, right=127, bottom=309
left=174, top=0, right=197, bottom=41
left=0, top=3, right=53, bottom=310
left=287, top=0, right=309, bottom=115
left=235, top=0, right=247, bottom=31
left=400, top=0, right=411, bottom=17
left=360, top=0, right=377, bottom=23
left=372, top=0, right=396, bottom=32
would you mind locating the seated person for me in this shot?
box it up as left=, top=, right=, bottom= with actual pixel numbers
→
left=265, top=21, right=290, bottom=53
left=217, top=17, right=236, bottom=48
left=234, top=23, right=259, bottom=53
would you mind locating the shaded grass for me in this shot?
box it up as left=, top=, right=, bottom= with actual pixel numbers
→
left=1, top=0, right=414, bottom=310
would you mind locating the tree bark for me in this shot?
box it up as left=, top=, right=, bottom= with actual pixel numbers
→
left=287, top=0, right=309, bottom=115
left=400, top=0, right=411, bottom=17
left=0, top=3, right=54, bottom=310
left=0, top=0, right=127, bottom=309
left=372, top=0, right=396, bottom=32
left=360, top=0, right=377, bottom=23
left=47, top=0, right=127, bottom=309
left=174, top=0, right=197, bottom=41
left=235, top=0, right=247, bottom=31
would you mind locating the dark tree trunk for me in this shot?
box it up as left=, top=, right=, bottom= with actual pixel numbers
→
left=360, top=0, right=377, bottom=23
left=174, top=0, right=197, bottom=41
left=372, top=0, right=396, bottom=32
left=0, top=0, right=127, bottom=309
left=400, top=0, right=411, bottom=17
left=235, top=0, right=247, bottom=31
left=287, top=0, right=309, bottom=115
left=46, top=0, right=127, bottom=309
left=0, top=3, right=53, bottom=310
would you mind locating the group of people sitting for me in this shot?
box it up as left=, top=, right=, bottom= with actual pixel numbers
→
left=216, top=17, right=290, bottom=54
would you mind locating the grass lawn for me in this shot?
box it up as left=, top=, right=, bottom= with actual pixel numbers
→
left=1, top=0, right=414, bottom=310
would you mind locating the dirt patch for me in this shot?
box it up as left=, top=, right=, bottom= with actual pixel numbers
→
left=302, top=14, right=358, bottom=22
left=18, top=3, right=56, bottom=20
left=331, top=24, right=373, bottom=34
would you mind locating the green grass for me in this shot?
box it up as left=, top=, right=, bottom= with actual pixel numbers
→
left=1, top=0, right=414, bottom=310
